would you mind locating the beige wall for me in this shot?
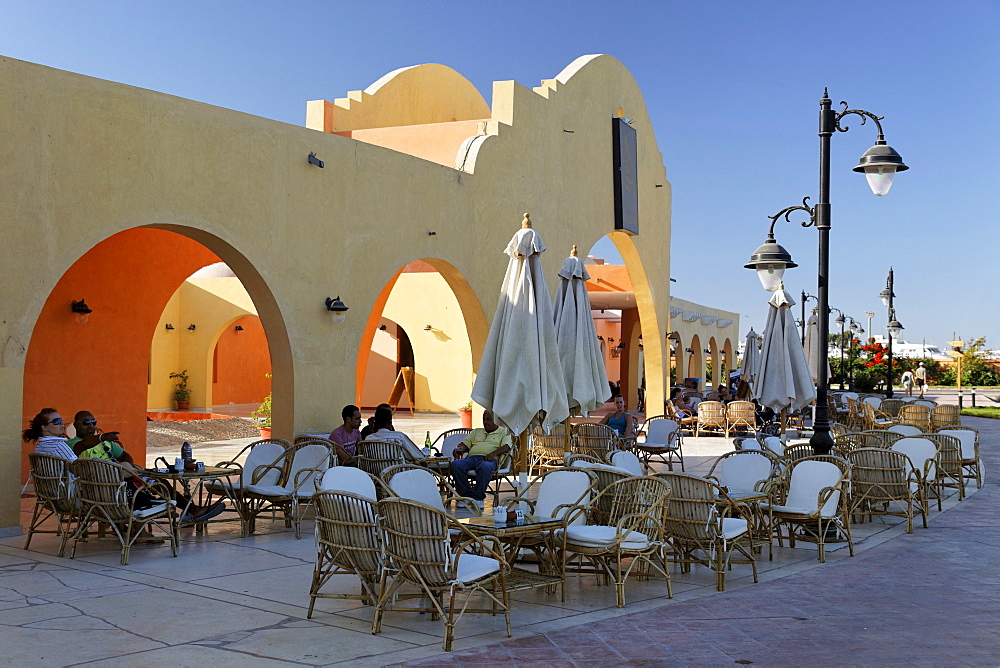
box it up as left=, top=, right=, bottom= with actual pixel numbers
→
left=1, top=54, right=673, bottom=532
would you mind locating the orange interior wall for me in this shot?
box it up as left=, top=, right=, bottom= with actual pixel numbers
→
left=22, top=228, right=221, bottom=477
left=212, top=315, right=271, bottom=405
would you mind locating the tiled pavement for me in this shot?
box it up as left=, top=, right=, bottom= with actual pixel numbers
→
left=3, top=414, right=996, bottom=666
left=404, top=415, right=1000, bottom=667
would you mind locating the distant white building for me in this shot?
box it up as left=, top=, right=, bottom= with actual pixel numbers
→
left=870, top=335, right=951, bottom=360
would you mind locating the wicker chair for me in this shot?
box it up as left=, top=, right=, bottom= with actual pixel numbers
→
left=859, top=402, right=897, bottom=430
left=890, top=436, right=939, bottom=520
left=695, top=401, right=728, bottom=437
left=430, top=428, right=473, bottom=458
left=356, top=439, right=410, bottom=479
left=922, top=432, right=965, bottom=501
left=242, top=442, right=335, bottom=538
left=68, top=458, right=178, bottom=565
left=382, top=464, right=480, bottom=516
left=574, top=423, right=621, bottom=461
left=24, top=453, right=79, bottom=555
left=561, top=476, right=673, bottom=607
left=608, top=450, right=644, bottom=476
left=726, top=401, right=756, bottom=435
left=529, top=424, right=570, bottom=475
left=706, top=449, right=779, bottom=493
left=931, top=405, right=961, bottom=430
left=373, top=498, right=511, bottom=651
left=635, top=415, right=684, bottom=472
left=308, top=468, right=389, bottom=616
left=847, top=448, right=925, bottom=533
left=205, top=439, right=291, bottom=509
left=935, top=426, right=982, bottom=492
left=658, top=472, right=758, bottom=591
left=566, top=460, right=632, bottom=526
left=499, top=468, right=596, bottom=596
left=880, top=398, right=906, bottom=417
left=760, top=455, right=854, bottom=563
left=782, top=442, right=816, bottom=463
left=860, top=429, right=904, bottom=447
left=898, top=404, right=932, bottom=432
left=887, top=423, right=924, bottom=437
left=665, top=401, right=698, bottom=431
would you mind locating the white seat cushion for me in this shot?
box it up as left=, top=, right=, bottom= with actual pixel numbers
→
left=610, top=451, right=643, bottom=476
left=535, top=470, right=591, bottom=525
left=317, top=467, right=377, bottom=500
left=715, top=454, right=772, bottom=492
left=562, top=525, right=650, bottom=550
left=784, top=461, right=842, bottom=517
left=454, top=553, right=501, bottom=585
left=759, top=503, right=816, bottom=516
left=938, top=430, right=976, bottom=460
left=720, top=517, right=749, bottom=540
left=389, top=469, right=446, bottom=512
left=245, top=484, right=294, bottom=497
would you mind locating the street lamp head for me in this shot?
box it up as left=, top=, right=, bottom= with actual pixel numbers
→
left=850, top=320, right=860, bottom=333
left=887, top=318, right=904, bottom=338
left=854, top=139, right=908, bottom=196
left=745, top=232, right=797, bottom=292
left=835, top=314, right=846, bottom=327
left=879, top=286, right=893, bottom=307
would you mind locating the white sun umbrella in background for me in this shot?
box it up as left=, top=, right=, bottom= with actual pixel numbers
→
left=754, top=288, right=817, bottom=415
left=471, top=214, right=570, bottom=441
left=803, top=309, right=821, bottom=383
left=553, top=245, right=611, bottom=417
left=740, top=328, right=761, bottom=393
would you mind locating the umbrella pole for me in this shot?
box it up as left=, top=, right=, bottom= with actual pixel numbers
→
left=780, top=408, right=787, bottom=435
left=515, top=431, right=530, bottom=505
left=563, top=417, right=573, bottom=461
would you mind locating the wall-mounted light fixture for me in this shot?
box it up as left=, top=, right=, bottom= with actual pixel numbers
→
left=379, top=324, right=387, bottom=331
left=597, top=335, right=604, bottom=342
left=308, top=152, right=324, bottom=168
left=616, top=340, right=627, bottom=350
left=234, top=325, right=244, bottom=332
left=325, top=296, right=348, bottom=324
left=164, top=324, right=175, bottom=331
left=187, top=324, right=197, bottom=331
left=71, top=299, right=92, bottom=325
left=685, top=348, right=695, bottom=354
left=704, top=348, right=712, bottom=354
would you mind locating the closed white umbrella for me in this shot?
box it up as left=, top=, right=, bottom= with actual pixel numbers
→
left=754, top=289, right=817, bottom=413
left=740, top=328, right=761, bottom=392
left=803, top=309, right=821, bottom=383
left=471, top=214, right=570, bottom=436
left=553, top=246, right=611, bottom=417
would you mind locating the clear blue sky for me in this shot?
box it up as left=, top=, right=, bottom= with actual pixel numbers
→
left=4, top=1, right=997, bottom=349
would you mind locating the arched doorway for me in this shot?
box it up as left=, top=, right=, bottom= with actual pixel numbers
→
left=21, top=227, right=290, bottom=477
left=356, top=259, right=487, bottom=412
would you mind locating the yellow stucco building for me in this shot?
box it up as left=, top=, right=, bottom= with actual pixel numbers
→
left=1, top=53, right=737, bottom=535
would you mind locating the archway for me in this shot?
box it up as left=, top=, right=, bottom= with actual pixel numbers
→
left=356, top=259, right=487, bottom=412
left=21, top=227, right=290, bottom=477
left=687, top=334, right=703, bottom=384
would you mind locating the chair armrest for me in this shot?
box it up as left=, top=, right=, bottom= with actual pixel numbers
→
left=292, top=466, right=328, bottom=490
left=498, top=496, right=536, bottom=513
left=250, top=464, right=283, bottom=485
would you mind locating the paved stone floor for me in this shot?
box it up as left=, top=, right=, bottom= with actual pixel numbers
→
left=3, top=415, right=995, bottom=666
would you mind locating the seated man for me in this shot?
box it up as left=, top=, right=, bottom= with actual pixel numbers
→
left=328, top=404, right=362, bottom=465
left=363, top=405, right=424, bottom=461
left=70, top=410, right=226, bottom=522
left=449, top=410, right=511, bottom=509
left=360, top=403, right=393, bottom=440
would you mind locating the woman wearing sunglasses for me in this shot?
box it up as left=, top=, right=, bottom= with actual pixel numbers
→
left=22, top=408, right=77, bottom=460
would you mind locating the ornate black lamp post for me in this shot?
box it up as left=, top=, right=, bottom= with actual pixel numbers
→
left=879, top=268, right=904, bottom=398
left=745, top=90, right=906, bottom=454
left=799, top=291, right=817, bottom=345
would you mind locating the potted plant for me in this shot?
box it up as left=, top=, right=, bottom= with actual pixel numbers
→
left=253, top=393, right=272, bottom=438
left=169, top=370, right=191, bottom=410
left=459, top=401, right=473, bottom=429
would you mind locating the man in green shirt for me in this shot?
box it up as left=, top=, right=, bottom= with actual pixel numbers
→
left=450, top=410, right=512, bottom=509
left=68, top=411, right=132, bottom=463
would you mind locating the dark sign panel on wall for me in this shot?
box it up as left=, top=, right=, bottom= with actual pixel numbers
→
left=612, top=117, right=639, bottom=235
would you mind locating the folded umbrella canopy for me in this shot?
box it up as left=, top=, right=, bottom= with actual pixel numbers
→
left=803, top=310, right=821, bottom=383
left=553, top=246, right=611, bottom=417
left=740, top=328, right=761, bottom=393
left=754, top=289, right=817, bottom=413
left=471, top=214, right=569, bottom=436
